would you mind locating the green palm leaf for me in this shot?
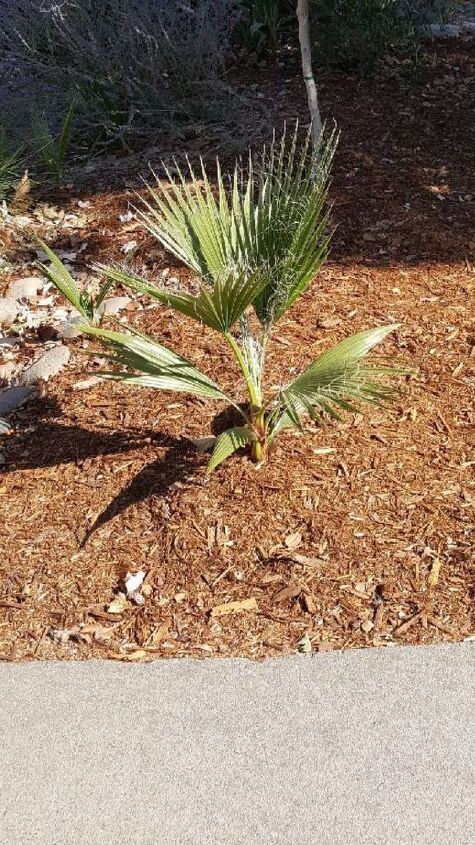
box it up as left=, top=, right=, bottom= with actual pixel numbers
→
left=96, top=265, right=266, bottom=333
left=270, top=324, right=401, bottom=436
left=37, top=239, right=91, bottom=319
left=136, top=124, right=337, bottom=326
left=81, top=324, right=234, bottom=402
left=207, top=426, right=255, bottom=473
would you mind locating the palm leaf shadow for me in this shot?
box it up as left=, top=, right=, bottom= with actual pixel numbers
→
left=80, top=439, right=200, bottom=545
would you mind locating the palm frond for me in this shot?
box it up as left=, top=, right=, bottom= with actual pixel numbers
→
left=270, top=324, right=402, bottom=437
left=81, top=324, right=234, bottom=402
left=37, top=239, right=91, bottom=319
left=207, top=426, right=255, bottom=473
left=136, top=124, right=337, bottom=326
left=96, top=264, right=266, bottom=333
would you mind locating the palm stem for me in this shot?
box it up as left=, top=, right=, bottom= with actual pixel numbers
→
left=225, top=331, right=260, bottom=407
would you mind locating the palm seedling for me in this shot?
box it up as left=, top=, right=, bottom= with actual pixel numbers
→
left=37, top=239, right=112, bottom=324
left=44, top=126, right=404, bottom=471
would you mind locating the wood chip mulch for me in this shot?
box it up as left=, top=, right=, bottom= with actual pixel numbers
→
left=0, top=38, right=474, bottom=661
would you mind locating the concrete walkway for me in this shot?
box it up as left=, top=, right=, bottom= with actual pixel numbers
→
left=1, top=643, right=473, bottom=845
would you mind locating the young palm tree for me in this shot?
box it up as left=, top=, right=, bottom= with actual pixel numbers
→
left=44, top=126, right=403, bottom=471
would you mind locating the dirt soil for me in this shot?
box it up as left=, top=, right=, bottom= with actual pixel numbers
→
left=0, top=39, right=474, bottom=661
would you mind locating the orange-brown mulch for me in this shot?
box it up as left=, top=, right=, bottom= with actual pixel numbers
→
left=0, top=38, right=474, bottom=661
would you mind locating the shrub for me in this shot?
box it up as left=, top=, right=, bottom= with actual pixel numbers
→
left=0, top=0, right=246, bottom=147
left=311, top=0, right=465, bottom=74
left=236, top=1, right=294, bottom=53
left=42, top=127, right=405, bottom=471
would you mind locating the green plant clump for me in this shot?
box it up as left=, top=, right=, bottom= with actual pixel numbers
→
left=0, top=127, right=23, bottom=203
left=32, top=101, right=75, bottom=184
left=42, top=127, right=405, bottom=472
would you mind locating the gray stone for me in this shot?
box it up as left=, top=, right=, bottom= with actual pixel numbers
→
left=97, top=296, right=131, bottom=316
left=0, top=335, right=21, bottom=348
left=0, top=362, right=16, bottom=382
left=424, top=23, right=461, bottom=37
left=58, top=316, right=84, bottom=339
left=7, top=277, right=43, bottom=301
left=21, top=345, right=70, bottom=385
left=0, top=298, right=19, bottom=326
left=0, top=386, right=34, bottom=414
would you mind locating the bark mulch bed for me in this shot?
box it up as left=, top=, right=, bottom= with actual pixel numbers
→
left=0, top=38, right=474, bottom=661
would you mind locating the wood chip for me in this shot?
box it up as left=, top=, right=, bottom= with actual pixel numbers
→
left=301, top=592, right=317, bottom=614
left=274, top=582, right=302, bottom=602
left=393, top=612, right=421, bottom=636
left=428, top=558, right=442, bottom=587
left=209, top=597, right=258, bottom=617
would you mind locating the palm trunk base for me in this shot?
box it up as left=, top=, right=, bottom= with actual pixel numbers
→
left=251, top=440, right=265, bottom=464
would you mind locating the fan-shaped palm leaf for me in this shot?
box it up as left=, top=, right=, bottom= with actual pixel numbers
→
left=37, top=238, right=92, bottom=319
left=207, top=426, right=255, bottom=473
left=96, top=265, right=267, bottom=334
left=80, top=324, right=234, bottom=402
left=136, top=124, right=337, bottom=326
left=269, top=325, right=401, bottom=437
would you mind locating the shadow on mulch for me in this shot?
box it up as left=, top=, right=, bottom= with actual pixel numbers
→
left=3, top=398, right=205, bottom=544
left=79, top=439, right=200, bottom=546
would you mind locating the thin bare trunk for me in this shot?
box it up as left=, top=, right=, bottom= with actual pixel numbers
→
left=296, top=0, right=322, bottom=147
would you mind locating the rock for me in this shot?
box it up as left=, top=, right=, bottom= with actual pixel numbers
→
left=57, top=316, right=84, bottom=339
left=0, top=335, right=21, bottom=348
left=191, top=435, right=216, bottom=452
left=0, top=362, right=16, bottom=382
left=423, top=23, right=461, bottom=37
left=0, top=418, right=12, bottom=435
left=0, top=386, right=34, bottom=414
left=97, top=296, right=131, bottom=316
left=7, top=277, right=43, bottom=301
left=0, top=298, right=19, bottom=326
left=21, top=345, right=70, bottom=385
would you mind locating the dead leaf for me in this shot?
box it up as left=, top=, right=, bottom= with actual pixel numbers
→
left=209, top=597, right=258, bottom=617
left=11, top=170, right=32, bottom=212
left=106, top=592, right=128, bottom=614
left=290, top=554, right=324, bottom=568
left=428, top=558, right=442, bottom=587
left=72, top=376, right=102, bottom=390
left=361, top=619, right=374, bottom=633
left=284, top=531, right=302, bottom=551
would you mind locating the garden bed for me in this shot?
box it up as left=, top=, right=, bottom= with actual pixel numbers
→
left=0, top=38, right=473, bottom=661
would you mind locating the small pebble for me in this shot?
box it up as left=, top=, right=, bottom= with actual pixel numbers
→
left=97, top=296, right=131, bottom=316
left=7, top=277, right=43, bottom=301
left=0, top=298, right=19, bottom=326
left=0, top=386, right=34, bottom=414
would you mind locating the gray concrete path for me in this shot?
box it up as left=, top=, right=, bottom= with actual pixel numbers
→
left=1, top=643, right=473, bottom=845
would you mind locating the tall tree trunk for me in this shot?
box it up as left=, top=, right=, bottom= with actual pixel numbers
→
left=296, top=0, right=322, bottom=147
